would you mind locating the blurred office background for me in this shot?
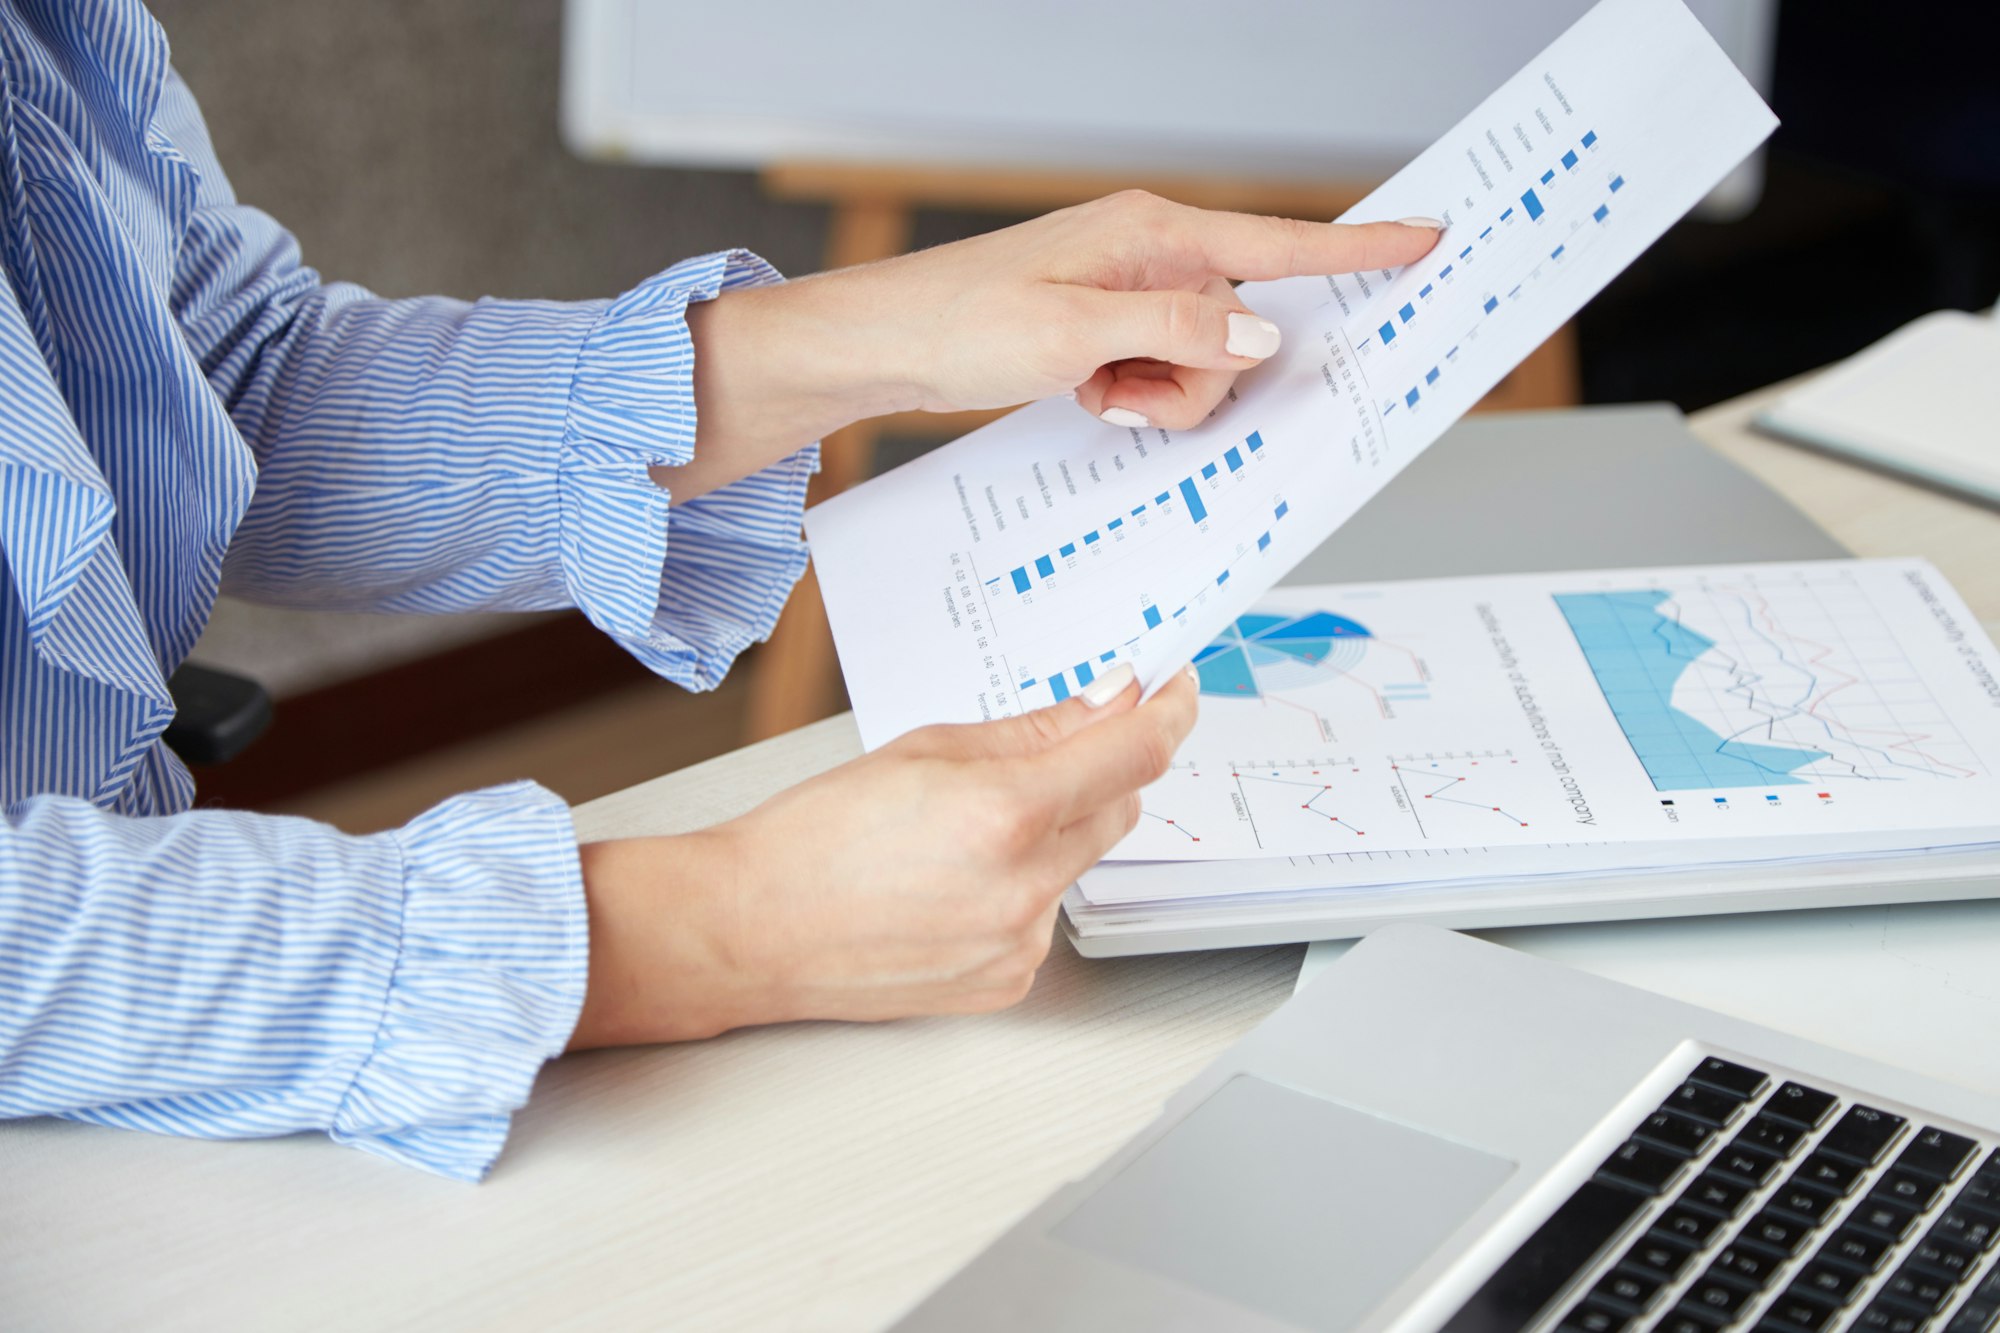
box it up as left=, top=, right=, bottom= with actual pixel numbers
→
left=155, top=0, right=1999, bottom=831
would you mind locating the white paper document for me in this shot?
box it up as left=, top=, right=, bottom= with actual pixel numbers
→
left=1089, top=557, right=2000, bottom=865
left=807, top=0, right=1779, bottom=750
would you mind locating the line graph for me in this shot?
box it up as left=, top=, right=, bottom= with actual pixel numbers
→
left=1555, top=572, right=1985, bottom=791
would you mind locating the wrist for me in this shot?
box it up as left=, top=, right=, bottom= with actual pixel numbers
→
left=570, top=829, right=783, bottom=1049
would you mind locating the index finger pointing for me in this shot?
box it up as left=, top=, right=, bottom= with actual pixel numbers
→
left=1031, top=666, right=1200, bottom=826
left=1178, top=208, right=1445, bottom=282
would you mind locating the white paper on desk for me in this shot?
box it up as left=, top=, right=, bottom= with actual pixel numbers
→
left=1095, top=558, right=2000, bottom=862
left=806, top=0, right=1778, bottom=751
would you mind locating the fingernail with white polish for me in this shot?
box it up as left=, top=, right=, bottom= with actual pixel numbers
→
left=1397, top=216, right=1446, bottom=230
left=1183, top=663, right=1202, bottom=688
left=1101, top=407, right=1150, bottom=429
left=1080, top=662, right=1137, bottom=707
left=1060, top=389, right=1077, bottom=401
left=1225, top=312, right=1282, bottom=359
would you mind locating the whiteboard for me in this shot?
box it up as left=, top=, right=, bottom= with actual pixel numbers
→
left=562, top=0, right=1775, bottom=215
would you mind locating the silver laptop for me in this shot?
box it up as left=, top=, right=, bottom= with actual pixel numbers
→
left=895, top=926, right=2000, bottom=1332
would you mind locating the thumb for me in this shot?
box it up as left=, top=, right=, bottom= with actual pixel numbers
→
left=1068, top=287, right=1283, bottom=374
left=966, top=661, right=1141, bottom=758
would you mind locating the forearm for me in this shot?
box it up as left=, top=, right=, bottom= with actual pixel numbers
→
left=652, top=271, right=915, bottom=502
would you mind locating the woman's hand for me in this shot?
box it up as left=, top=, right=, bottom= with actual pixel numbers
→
left=568, top=662, right=1197, bottom=1049
left=660, top=192, right=1442, bottom=499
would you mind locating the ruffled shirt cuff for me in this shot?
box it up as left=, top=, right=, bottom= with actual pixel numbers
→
left=561, top=249, right=819, bottom=691
left=329, top=781, right=588, bottom=1181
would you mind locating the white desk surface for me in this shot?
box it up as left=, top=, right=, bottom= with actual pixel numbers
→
left=6, top=383, right=1999, bottom=1332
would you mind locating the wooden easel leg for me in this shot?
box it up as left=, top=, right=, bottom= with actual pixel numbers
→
left=744, top=196, right=914, bottom=741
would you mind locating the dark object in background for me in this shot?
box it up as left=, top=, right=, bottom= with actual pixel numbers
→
left=1579, top=2, right=2000, bottom=411
left=165, top=664, right=274, bottom=766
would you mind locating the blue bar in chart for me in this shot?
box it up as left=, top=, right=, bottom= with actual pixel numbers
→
left=1049, top=673, right=1070, bottom=701
left=1477, top=228, right=1491, bottom=240
left=1246, top=431, right=1265, bottom=452
left=1540, top=169, right=1555, bottom=185
left=1581, top=130, right=1597, bottom=147
left=1439, top=265, right=1453, bottom=278
left=1059, top=543, right=1075, bottom=558
left=1011, top=567, right=1030, bottom=593
left=1399, top=302, right=1416, bottom=323
left=1561, top=150, right=1578, bottom=170
left=1419, top=284, right=1433, bottom=298
left=1083, top=530, right=1100, bottom=545
left=1215, top=570, right=1230, bottom=586
left=1405, top=388, right=1420, bottom=408
left=1425, top=367, right=1440, bottom=384
left=1483, top=296, right=1499, bottom=313
left=1257, top=532, right=1271, bottom=551
left=1100, top=652, right=1115, bottom=663
left=1275, top=501, right=1289, bottom=520
left=1108, top=517, right=1123, bottom=530
left=1074, top=660, right=1095, bottom=687
left=1035, top=555, right=1055, bottom=578
left=1379, top=321, right=1396, bottom=345
left=1154, top=492, right=1171, bottom=505
left=1522, top=189, right=1545, bottom=220
left=1143, top=605, right=1163, bottom=629
left=1551, top=244, right=1566, bottom=260
left=1593, top=204, right=1609, bottom=222
left=1178, top=478, right=1208, bottom=524
left=1462, top=243, right=1476, bottom=256
left=1201, top=462, right=1218, bottom=479
left=1610, top=175, right=1624, bottom=192
left=1224, top=446, right=1244, bottom=472
left=1130, top=505, right=1146, bottom=517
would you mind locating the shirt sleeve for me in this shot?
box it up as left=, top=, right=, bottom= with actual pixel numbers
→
left=162, top=71, right=815, bottom=691
left=0, top=783, right=588, bottom=1182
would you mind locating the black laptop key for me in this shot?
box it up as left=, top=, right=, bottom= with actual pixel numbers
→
left=1878, top=1166, right=1949, bottom=1213
left=1852, top=1194, right=1925, bottom=1241
left=1856, top=1300, right=1928, bottom=1333
left=1735, top=1115, right=1807, bottom=1160
left=1976, top=1263, right=2000, bottom=1301
left=1685, top=1171, right=1756, bottom=1219
left=1821, top=1105, right=1909, bottom=1165
left=1690, top=1057, right=1770, bottom=1100
left=1769, top=1180, right=1841, bottom=1227
left=1793, top=1258, right=1867, bottom=1306
left=1959, top=1168, right=2000, bottom=1218
left=1623, top=1236, right=1699, bottom=1282
left=1910, top=1231, right=1982, bottom=1282
left=1936, top=1206, right=2000, bottom=1252
left=1666, top=1080, right=1751, bottom=1128
left=1637, top=1109, right=1719, bottom=1157
left=1713, top=1143, right=1785, bottom=1189
left=1763, top=1288, right=1839, bottom=1332
left=1439, top=1179, right=1644, bottom=1333
left=1946, top=1299, right=2000, bottom=1333
left=1709, top=1243, right=1786, bottom=1290
left=1821, top=1223, right=1897, bottom=1273
left=1600, top=1140, right=1687, bottom=1194
left=1683, top=1273, right=1757, bottom=1322
left=1882, top=1261, right=1956, bottom=1314
left=1794, top=1151, right=1866, bottom=1197
left=1764, top=1082, right=1840, bottom=1131
left=1740, top=1208, right=1815, bottom=1258
left=1557, top=1299, right=1633, bottom=1332
left=1900, top=1127, right=1981, bottom=1182
left=1590, top=1267, right=1663, bottom=1313
left=1654, top=1203, right=1728, bottom=1249
left=1658, top=1312, right=1719, bottom=1333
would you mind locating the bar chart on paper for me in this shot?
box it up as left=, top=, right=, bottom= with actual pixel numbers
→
left=806, top=0, right=1783, bottom=752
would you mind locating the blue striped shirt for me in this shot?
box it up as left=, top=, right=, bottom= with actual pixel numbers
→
left=0, top=0, right=814, bottom=1180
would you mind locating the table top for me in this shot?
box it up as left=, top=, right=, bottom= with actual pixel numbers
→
left=6, top=381, right=1999, bottom=1332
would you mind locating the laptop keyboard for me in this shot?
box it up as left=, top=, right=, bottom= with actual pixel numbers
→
left=1444, top=1056, right=2000, bottom=1333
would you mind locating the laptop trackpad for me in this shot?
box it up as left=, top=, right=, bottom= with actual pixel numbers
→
left=1051, top=1075, right=1516, bottom=1331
